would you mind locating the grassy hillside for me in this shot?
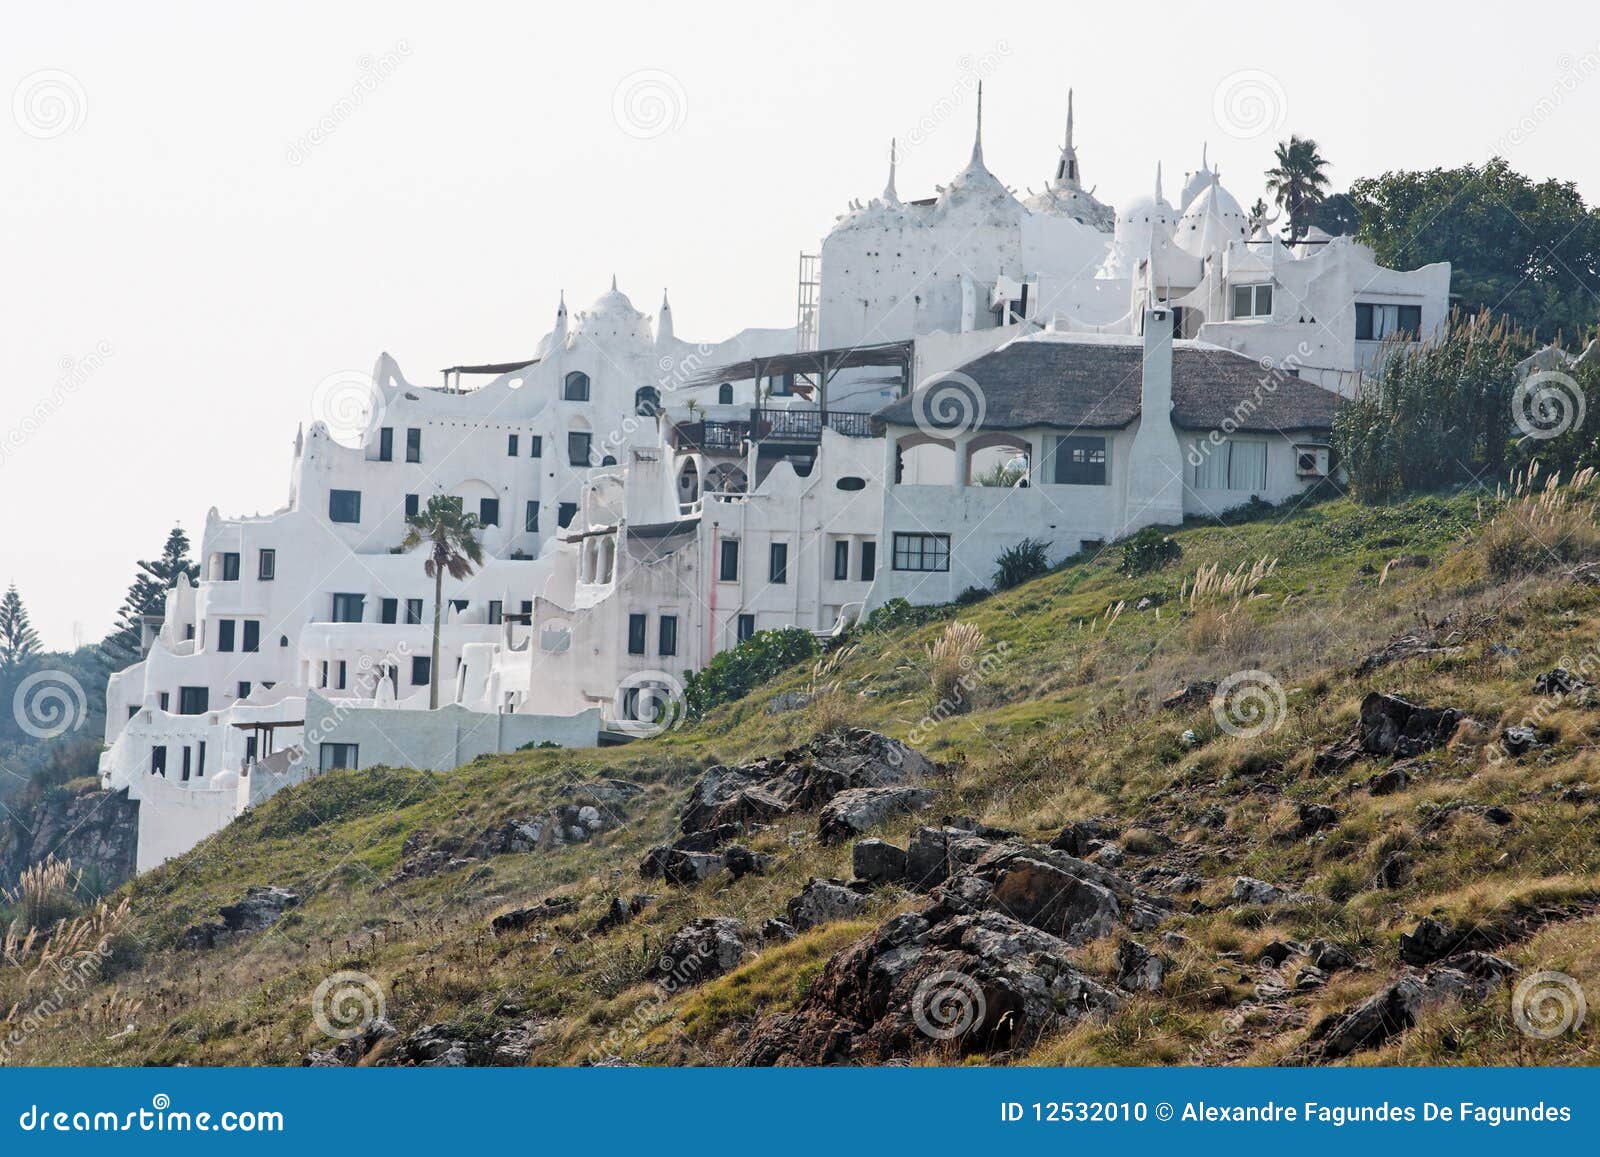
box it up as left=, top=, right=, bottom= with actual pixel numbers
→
left=5, top=483, right=1599, bottom=1067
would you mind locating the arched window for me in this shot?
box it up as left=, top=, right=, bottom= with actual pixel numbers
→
left=563, top=371, right=590, bottom=402
left=717, top=382, right=733, bottom=405
left=601, top=454, right=618, bottom=467
left=634, top=386, right=660, bottom=416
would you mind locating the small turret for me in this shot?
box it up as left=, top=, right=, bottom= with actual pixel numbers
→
left=656, top=289, right=674, bottom=344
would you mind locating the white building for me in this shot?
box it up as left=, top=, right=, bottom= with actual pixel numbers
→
left=101, top=85, right=1448, bottom=874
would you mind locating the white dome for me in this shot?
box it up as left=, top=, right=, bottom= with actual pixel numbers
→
left=1175, top=175, right=1250, bottom=258
left=573, top=280, right=653, bottom=346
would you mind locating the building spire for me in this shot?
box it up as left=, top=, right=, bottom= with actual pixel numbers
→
left=882, top=138, right=899, bottom=203
left=610, top=273, right=618, bottom=293
left=656, top=288, right=674, bottom=344
left=970, top=80, right=984, bottom=166
left=1065, top=87, right=1074, bottom=151
left=1155, top=162, right=1165, bottom=204
left=1054, top=87, right=1081, bottom=188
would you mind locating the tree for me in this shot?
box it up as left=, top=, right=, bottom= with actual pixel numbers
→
left=0, top=585, right=42, bottom=675
left=102, top=526, right=199, bottom=667
left=400, top=496, right=484, bottom=710
left=1264, top=134, right=1331, bottom=242
left=1313, top=191, right=1360, bottom=236
left=1349, top=158, right=1600, bottom=340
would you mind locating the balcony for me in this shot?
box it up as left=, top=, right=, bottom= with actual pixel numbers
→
left=749, top=408, right=874, bottom=442
left=673, top=420, right=749, bottom=455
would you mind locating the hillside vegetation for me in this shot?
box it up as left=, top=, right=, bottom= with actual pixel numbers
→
left=5, top=480, right=1600, bottom=1067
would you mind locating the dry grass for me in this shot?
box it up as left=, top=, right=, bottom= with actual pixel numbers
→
left=926, top=620, right=985, bottom=707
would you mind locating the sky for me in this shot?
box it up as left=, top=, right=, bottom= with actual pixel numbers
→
left=4, top=0, right=1600, bottom=650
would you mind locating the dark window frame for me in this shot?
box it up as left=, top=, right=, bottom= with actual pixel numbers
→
left=1051, top=435, right=1109, bottom=486
left=769, top=542, right=789, bottom=584
left=891, top=532, right=951, bottom=572
left=405, top=427, right=422, bottom=462
left=627, top=613, right=647, bottom=655
left=719, top=539, right=739, bottom=581
left=257, top=548, right=276, bottom=581
left=658, top=614, right=678, bottom=657
left=329, top=489, right=362, bottom=524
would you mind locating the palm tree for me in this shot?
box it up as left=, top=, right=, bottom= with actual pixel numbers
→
left=1265, top=135, right=1331, bottom=243
left=399, top=496, right=484, bottom=710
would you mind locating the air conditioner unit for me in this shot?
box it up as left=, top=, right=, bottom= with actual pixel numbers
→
left=1294, top=443, right=1331, bottom=477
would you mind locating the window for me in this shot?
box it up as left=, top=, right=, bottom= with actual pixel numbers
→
left=1051, top=436, right=1108, bottom=486
left=258, top=548, right=276, bottom=581
left=244, top=736, right=257, bottom=765
left=568, top=431, right=592, bottom=467
left=1355, top=302, right=1422, bottom=341
left=529, top=435, right=543, bottom=458
left=719, top=539, right=739, bottom=581
left=331, top=593, right=365, bottom=623
left=860, top=541, right=877, bottom=582
left=836, top=476, right=867, bottom=491
left=220, top=552, right=241, bottom=581
left=558, top=502, right=578, bottom=529
left=158, top=692, right=169, bottom=712
left=319, top=743, right=359, bottom=772
left=563, top=371, right=591, bottom=401
left=182, top=746, right=192, bottom=782
left=197, top=741, right=206, bottom=777
left=635, top=386, right=661, bottom=416
left=237, top=681, right=251, bottom=699
left=628, top=613, right=647, bottom=655
left=1192, top=438, right=1269, bottom=491
left=320, top=661, right=328, bottom=687
left=601, top=454, right=617, bottom=467
left=525, top=501, right=540, bottom=533
left=480, top=497, right=500, bottom=527
left=405, top=427, right=422, bottom=462
left=507, top=433, right=519, bottom=457
left=769, top=542, right=789, bottom=584
left=405, top=598, right=423, bottom=625
left=1231, top=283, right=1273, bottom=319
left=378, top=427, right=394, bottom=462
left=242, top=621, right=260, bottom=653
left=216, top=619, right=236, bottom=652
left=737, top=613, right=756, bottom=642
left=336, top=660, right=348, bottom=690
left=329, top=489, right=362, bottom=523
left=178, top=686, right=209, bottom=715
left=768, top=372, right=794, bottom=396
left=380, top=598, right=398, bottom=624
left=151, top=746, right=167, bottom=776
left=410, top=656, right=431, bottom=686
left=659, top=614, right=678, bottom=657
left=834, top=540, right=850, bottom=581
left=404, top=493, right=419, bottom=519
left=519, top=600, right=532, bottom=615
left=892, top=532, right=951, bottom=572
left=718, top=383, right=734, bottom=405
left=487, top=600, right=503, bottom=626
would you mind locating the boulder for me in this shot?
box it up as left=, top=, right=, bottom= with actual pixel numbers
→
left=1533, top=667, right=1587, bottom=696
left=1501, top=726, right=1538, bottom=756
left=1115, top=940, right=1166, bottom=993
left=905, top=825, right=999, bottom=891
left=1376, top=851, right=1412, bottom=890
left=181, top=885, right=300, bottom=948
left=1315, top=976, right=1427, bottom=1059
left=1231, top=876, right=1300, bottom=906
left=1161, top=681, right=1216, bottom=711
left=852, top=838, right=908, bottom=885
left=818, top=786, right=935, bottom=844
left=1309, top=939, right=1356, bottom=973
left=1356, top=692, right=1464, bottom=757
left=491, top=897, right=577, bottom=934
left=1398, top=917, right=1459, bottom=966
left=787, top=877, right=870, bottom=931
left=1048, top=818, right=1120, bottom=857
left=1291, top=803, right=1340, bottom=838
left=649, top=918, right=746, bottom=988
left=1367, top=765, right=1412, bottom=796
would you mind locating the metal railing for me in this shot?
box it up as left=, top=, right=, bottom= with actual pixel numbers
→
left=750, top=408, right=874, bottom=441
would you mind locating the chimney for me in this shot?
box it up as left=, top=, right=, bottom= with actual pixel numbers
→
left=1121, top=306, right=1185, bottom=534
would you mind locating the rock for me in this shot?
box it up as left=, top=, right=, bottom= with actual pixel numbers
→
left=852, top=838, right=908, bottom=886
left=1180, top=729, right=1199, bottom=748
left=650, top=918, right=746, bottom=988
left=1376, top=851, right=1412, bottom=890
left=1315, top=692, right=1465, bottom=773
left=760, top=918, right=797, bottom=943
left=1501, top=726, right=1538, bottom=756
left=972, top=856, right=1122, bottom=944
left=300, top=1017, right=396, bottom=1067
left=721, top=844, right=769, bottom=880
left=1309, top=939, right=1356, bottom=972
left=1162, top=681, right=1216, bottom=711
left=181, top=886, right=301, bottom=949
left=905, top=825, right=998, bottom=890
left=1115, top=940, right=1165, bottom=993
left=1315, top=976, right=1426, bottom=1059
left=1533, top=667, right=1588, bottom=696
left=1399, top=917, right=1459, bottom=966
left=1256, top=939, right=1298, bottom=967
left=0, top=786, right=137, bottom=893
left=1049, top=819, right=1120, bottom=857
left=1231, top=876, right=1302, bottom=906
left=1295, top=966, right=1329, bottom=991
left=787, top=878, right=870, bottom=931
left=765, top=690, right=814, bottom=715
left=1367, top=765, right=1412, bottom=796
left=1482, top=805, right=1515, bottom=826
left=818, top=786, right=935, bottom=844
left=595, top=894, right=654, bottom=933
left=1091, top=842, right=1125, bottom=867
left=1292, top=803, right=1339, bottom=837
left=492, top=897, right=577, bottom=934
left=679, top=729, right=935, bottom=836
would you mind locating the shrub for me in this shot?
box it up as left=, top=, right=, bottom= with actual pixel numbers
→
left=926, top=620, right=985, bottom=707
left=1477, top=463, right=1600, bottom=579
left=954, top=585, right=991, bottom=606
left=683, top=627, right=820, bottom=719
left=993, top=537, right=1051, bottom=591
left=1118, top=529, right=1182, bottom=576
left=2, top=856, right=82, bottom=930
left=859, top=597, right=949, bottom=634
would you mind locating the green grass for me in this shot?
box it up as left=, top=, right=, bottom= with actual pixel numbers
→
left=5, top=488, right=1599, bottom=1066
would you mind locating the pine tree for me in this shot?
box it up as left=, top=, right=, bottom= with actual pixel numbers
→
left=0, top=584, right=42, bottom=674
left=101, top=526, right=200, bottom=667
